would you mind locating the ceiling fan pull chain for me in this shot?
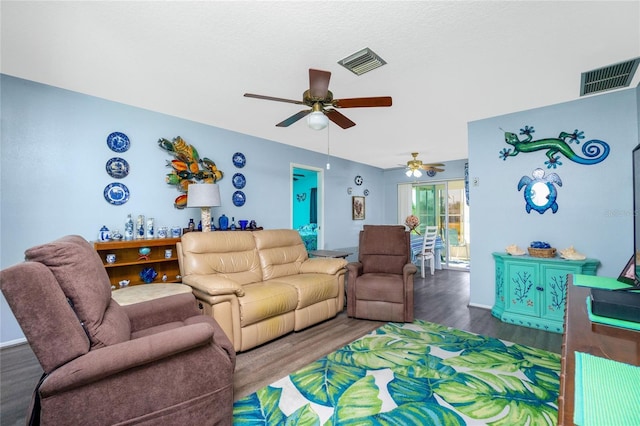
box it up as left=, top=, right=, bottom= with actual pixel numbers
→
left=326, top=125, right=331, bottom=170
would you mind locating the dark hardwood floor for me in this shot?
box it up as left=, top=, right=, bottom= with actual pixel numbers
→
left=0, top=269, right=562, bottom=425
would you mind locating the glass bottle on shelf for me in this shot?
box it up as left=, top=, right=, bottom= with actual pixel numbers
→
left=230, top=217, right=236, bottom=230
left=218, top=214, right=229, bottom=230
left=188, top=218, right=195, bottom=232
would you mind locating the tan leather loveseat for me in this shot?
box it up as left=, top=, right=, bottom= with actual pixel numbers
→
left=177, top=229, right=347, bottom=352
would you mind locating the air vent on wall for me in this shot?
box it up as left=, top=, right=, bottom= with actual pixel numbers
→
left=580, top=57, right=640, bottom=96
left=338, top=48, right=387, bottom=76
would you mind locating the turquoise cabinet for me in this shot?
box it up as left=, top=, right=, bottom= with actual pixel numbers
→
left=492, top=253, right=599, bottom=333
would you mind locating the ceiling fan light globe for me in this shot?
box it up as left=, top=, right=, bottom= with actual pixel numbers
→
left=307, top=111, right=329, bottom=130
left=405, top=169, right=413, bottom=177
left=414, top=169, right=422, bottom=178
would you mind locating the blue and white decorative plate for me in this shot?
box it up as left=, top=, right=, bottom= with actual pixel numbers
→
left=232, top=152, right=246, bottom=168
left=232, top=173, right=246, bottom=189
left=104, top=182, right=130, bottom=205
left=107, top=132, right=130, bottom=153
left=232, top=190, right=246, bottom=207
left=105, top=157, right=130, bottom=179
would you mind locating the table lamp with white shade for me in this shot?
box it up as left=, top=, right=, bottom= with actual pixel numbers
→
left=186, top=183, right=221, bottom=232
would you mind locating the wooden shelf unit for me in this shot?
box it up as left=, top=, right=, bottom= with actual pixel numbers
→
left=94, top=238, right=181, bottom=288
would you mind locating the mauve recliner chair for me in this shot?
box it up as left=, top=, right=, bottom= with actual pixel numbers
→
left=0, top=235, right=235, bottom=425
left=346, top=225, right=417, bottom=322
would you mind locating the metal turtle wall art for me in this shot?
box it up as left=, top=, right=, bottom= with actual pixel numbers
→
left=518, top=168, right=562, bottom=214
left=158, top=136, right=224, bottom=209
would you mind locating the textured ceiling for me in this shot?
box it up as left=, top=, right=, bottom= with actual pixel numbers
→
left=2, top=1, right=639, bottom=169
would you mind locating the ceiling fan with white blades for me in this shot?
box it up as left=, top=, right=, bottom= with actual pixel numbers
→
left=404, top=152, right=445, bottom=177
left=243, top=68, right=392, bottom=130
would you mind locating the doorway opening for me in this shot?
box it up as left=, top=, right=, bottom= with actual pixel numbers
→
left=291, top=164, right=323, bottom=251
left=400, top=180, right=470, bottom=270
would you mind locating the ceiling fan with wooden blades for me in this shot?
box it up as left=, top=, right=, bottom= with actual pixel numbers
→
left=244, top=68, right=392, bottom=130
left=403, top=152, right=445, bottom=177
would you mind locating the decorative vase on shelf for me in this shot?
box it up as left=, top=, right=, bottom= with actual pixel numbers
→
left=136, top=215, right=145, bottom=239
left=124, top=214, right=134, bottom=241
left=139, top=267, right=158, bottom=283
left=218, top=214, right=229, bottom=230
left=239, top=220, right=248, bottom=230
left=98, top=226, right=111, bottom=242
left=230, top=217, right=236, bottom=230
left=145, top=217, right=155, bottom=239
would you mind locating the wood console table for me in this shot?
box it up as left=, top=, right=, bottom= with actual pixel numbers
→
left=559, top=278, right=640, bottom=425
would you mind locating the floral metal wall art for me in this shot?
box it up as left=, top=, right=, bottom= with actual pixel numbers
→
left=518, top=168, right=562, bottom=214
left=158, top=136, right=224, bottom=209
left=499, top=125, right=609, bottom=168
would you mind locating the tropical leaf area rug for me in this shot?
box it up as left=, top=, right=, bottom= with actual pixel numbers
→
left=233, top=320, right=561, bottom=425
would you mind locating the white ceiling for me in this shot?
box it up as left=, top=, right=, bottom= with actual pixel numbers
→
left=2, top=1, right=639, bottom=169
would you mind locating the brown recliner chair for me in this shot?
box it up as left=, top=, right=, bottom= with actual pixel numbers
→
left=0, top=235, right=236, bottom=425
left=347, top=225, right=417, bottom=322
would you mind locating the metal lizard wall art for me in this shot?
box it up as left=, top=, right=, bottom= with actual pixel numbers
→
left=499, top=125, right=610, bottom=168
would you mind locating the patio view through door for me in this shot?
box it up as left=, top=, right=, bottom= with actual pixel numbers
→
left=409, top=180, right=469, bottom=270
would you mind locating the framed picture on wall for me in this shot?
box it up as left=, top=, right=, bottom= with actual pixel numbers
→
left=617, top=255, right=636, bottom=285
left=352, top=196, right=365, bottom=220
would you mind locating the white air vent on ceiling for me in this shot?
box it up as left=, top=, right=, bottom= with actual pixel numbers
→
left=338, top=48, right=387, bottom=76
left=580, top=58, right=640, bottom=96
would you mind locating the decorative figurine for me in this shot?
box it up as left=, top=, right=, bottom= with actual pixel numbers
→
left=138, top=247, right=151, bottom=260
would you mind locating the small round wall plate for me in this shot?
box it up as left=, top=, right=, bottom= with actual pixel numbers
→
left=107, top=132, right=130, bottom=153
left=354, top=175, right=363, bottom=185
left=232, top=190, right=246, bottom=206
left=104, top=182, right=130, bottom=205
left=426, top=169, right=437, bottom=177
left=232, top=152, right=246, bottom=168
left=105, top=157, right=130, bottom=179
left=364, top=189, right=370, bottom=196
left=232, top=173, right=246, bottom=189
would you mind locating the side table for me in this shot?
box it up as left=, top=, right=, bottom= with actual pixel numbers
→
left=309, top=250, right=353, bottom=259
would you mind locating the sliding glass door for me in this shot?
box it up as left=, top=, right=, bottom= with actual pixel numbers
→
left=411, top=180, right=469, bottom=270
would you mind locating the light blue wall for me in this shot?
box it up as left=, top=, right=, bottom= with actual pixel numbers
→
left=0, top=75, right=386, bottom=344
left=468, top=88, right=639, bottom=308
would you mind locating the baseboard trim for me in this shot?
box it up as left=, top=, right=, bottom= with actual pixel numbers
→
left=468, top=302, right=492, bottom=310
left=0, top=337, right=27, bottom=348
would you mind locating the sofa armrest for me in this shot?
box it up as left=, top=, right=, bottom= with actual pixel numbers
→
left=183, top=274, right=245, bottom=297
left=123, top=293, right=199, bottom=332
left=403, top=263, right=418, bottom=281
left=39, top=322, right=216, bottom=395
left=300, top=258, right=347, bottom=275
